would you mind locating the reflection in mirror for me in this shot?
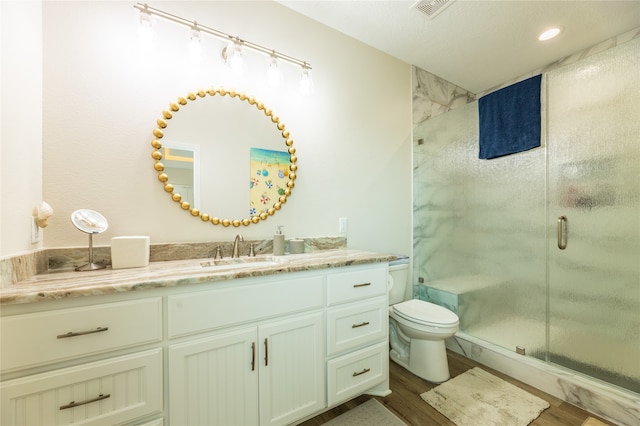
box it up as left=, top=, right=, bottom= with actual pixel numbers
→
left=151, top=88, right=297, bottom=227
left=161, top=143, right=199, bottom=208
left=250, top=148, right=292, bottom=217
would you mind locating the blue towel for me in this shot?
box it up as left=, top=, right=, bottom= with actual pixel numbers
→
left=478, top=75, right=542, bottom=159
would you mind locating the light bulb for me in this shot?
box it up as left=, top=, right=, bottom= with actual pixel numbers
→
left=188, top=28, right=203, bottom=64
left=267, top=55, right=282, bottom=87
left=137, top=9, right=154, bottom=49
left=224, top=40, right=244, bottom=76
left=299, top=66, right=314, bottom=95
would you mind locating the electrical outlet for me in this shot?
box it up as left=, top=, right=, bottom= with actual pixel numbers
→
left=31, top=217, right=41, bottom=244
left=339, top=217, right=348, bottom=233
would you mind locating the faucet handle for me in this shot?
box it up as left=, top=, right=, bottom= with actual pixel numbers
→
left=249, top=243, right=256, bottom=257
left=214, top=246, right=222, bottom=259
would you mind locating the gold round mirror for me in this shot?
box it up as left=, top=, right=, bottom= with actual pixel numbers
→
left=150, top=87, right=297, bottom=227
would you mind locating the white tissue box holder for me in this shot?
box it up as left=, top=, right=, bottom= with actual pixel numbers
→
left=111, top=236, right=150, bottom=269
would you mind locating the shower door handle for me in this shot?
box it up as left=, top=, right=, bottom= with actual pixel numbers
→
left=557, top=215, right=567, bottom=250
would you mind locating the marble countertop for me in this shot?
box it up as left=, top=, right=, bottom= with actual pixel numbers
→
left=0, top=249, right=396, bottom=305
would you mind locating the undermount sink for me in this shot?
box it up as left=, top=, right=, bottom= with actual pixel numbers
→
left=200, top=255, right=287, bottom=270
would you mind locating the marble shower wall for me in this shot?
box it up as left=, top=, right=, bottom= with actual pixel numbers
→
left=412, top=67, right=476, bottom=125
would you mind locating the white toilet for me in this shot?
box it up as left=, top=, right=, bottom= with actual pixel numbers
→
left=388, top=258, right=459, bottom=383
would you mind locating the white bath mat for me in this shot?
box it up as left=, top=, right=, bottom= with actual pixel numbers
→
left=323, top=398, right=406, bottom=426
left=420, top=367, right=549, bottom=426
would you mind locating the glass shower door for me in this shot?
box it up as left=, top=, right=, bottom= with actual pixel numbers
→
left=546, top=38, right=640, bottom=392
left=413, top=102, right=548, bottom=360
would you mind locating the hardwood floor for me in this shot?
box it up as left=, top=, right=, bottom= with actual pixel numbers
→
left=299, top=350, right=614, bottom=426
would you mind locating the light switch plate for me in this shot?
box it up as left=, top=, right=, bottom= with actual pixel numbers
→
left=339, top=217, right=348, bottom=233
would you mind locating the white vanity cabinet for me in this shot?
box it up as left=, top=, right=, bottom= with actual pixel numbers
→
left=0, top=257, right=391, bottom=426
left=167, top=274, right=325, bottom=426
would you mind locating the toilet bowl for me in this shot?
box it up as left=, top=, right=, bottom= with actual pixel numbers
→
left=388, top=258, right=459, bottom=383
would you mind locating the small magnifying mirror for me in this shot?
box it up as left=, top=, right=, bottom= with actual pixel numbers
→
left=71, top=209, right=109, bottom=271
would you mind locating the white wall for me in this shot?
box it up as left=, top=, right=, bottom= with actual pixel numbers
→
left=0, top=1, right=43, bottom=257
left=19, top=1, right=410, bottom=257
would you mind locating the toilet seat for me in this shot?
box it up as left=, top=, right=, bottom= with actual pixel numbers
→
left=392, top=299, right=458, bottom=327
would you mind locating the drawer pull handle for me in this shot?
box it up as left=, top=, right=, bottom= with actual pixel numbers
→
left=57, top=326, right=109, bottom=339
left=60, top=393, right=110, bottom=410
left=352, top=321, right=370, bottom=328
left=353, top=282, right=371, bottom=288
left=352, top=368, right=371, bottom=377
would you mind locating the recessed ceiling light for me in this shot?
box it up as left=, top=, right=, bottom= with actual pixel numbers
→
left=538, top=27, right=562, bottom=41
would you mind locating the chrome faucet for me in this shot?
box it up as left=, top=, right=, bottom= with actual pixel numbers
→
left=232, top=234, right=244, bottom=258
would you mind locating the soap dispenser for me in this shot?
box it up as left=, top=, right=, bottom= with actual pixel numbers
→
left=273, top=225, right=285, bottom=256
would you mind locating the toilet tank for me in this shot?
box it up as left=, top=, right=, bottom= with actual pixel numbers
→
left=388, top=256, right=409, bottom=305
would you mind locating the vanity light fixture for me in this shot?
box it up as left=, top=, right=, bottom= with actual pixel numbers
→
left=136, top=4, right=154, bottom=49
left=133, top=3, right=314, bottom=94
left=267, top=53, right=283, bottom=87
left=222, top=39, right=245, bottom=76
left=188, top=25, right=203, bottom=65
left=538, top=27, right=562, bottom=41
left=299, top=64, right=314, bottom=96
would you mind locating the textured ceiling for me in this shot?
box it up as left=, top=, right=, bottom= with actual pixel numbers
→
left=277, top=0, right=640, bottom=94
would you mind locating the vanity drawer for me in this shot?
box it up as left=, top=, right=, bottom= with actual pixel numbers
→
left=0, top=349, right=163, bottom=426
left=0, top=298, right=162, bottom=372
left=327, top=341, right=388, bottom=407
left=327, top=297, right=387, bottom=356
left=326, top=266, right=388, bottom=306
left=168, top=274, right=323, bottom=338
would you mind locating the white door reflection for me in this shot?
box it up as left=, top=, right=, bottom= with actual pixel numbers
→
left=162, top=142, right=200, bottom=209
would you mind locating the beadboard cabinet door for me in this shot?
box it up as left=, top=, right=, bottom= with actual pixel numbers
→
left=169, top=311, right=325, bottom=426
left=259, top=311, right=325, bottom=426
left=169, top=327, right=259, bottom=426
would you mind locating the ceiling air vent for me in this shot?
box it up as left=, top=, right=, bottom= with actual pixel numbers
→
left=411, top=0, right=455, bottom=20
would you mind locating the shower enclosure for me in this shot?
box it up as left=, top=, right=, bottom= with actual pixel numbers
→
left=413, top=38, right=639, bottom=394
